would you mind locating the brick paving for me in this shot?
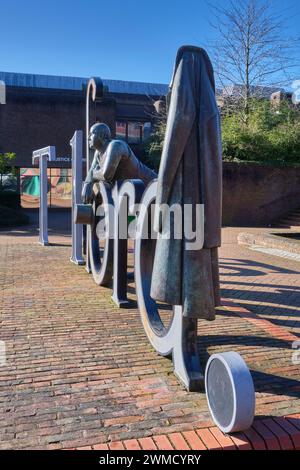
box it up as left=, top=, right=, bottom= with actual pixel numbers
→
left=220, top=227, right=300, bottom=337
left=0, top=221, right=299, bottom=450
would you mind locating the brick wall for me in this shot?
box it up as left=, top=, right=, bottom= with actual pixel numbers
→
left=223, top=162, right=300, bottom=226
left=0, top=87, right=116, bottom=168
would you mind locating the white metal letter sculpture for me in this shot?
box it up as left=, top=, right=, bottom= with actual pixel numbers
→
left=32, top=146, right=56, bottom=246
left=70, top=131, right=84, bottom=265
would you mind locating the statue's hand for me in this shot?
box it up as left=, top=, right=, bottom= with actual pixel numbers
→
left=93, top=169, right=102, bottom=181
left=81, top=182, right=93, bottom=204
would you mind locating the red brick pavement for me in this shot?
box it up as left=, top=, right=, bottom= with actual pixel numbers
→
left=76, top=414, right=300, bottom=450
left=220, top=227, right=300, bottom=337
left=0, top=227, right=299, bottom=450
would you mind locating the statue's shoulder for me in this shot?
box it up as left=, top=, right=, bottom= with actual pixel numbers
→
left=108, top=139, right=128, bottom=154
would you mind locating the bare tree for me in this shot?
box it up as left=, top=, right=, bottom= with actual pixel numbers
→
left=208, top=0, right=299, bottom=114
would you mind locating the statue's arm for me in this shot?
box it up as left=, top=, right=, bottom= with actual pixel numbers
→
left=93, top=142, right=124, bottom=183
left=85, top=154, right=99, bottom=184
left=81, top=154, right=99, bottom=203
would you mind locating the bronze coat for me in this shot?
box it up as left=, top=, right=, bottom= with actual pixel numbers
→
left=150, top=46, right=222, bottom=320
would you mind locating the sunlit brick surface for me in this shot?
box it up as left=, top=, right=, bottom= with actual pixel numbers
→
left=0, top=223, right=299, bottom=449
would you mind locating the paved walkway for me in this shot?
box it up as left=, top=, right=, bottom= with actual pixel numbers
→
left=0, top=217, right=299, bottom=450
left=220, top=228, right=300, bottom=337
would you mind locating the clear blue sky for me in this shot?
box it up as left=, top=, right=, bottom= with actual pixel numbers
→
left=0, top=0, right=299, bottom=84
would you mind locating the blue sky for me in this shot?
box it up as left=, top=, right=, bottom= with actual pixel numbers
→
left=0, top=0, right=299, bottom=85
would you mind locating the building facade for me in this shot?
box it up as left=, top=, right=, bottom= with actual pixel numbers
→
left=0, top=71, right=168, bottom=168
left=0, top=72, right=168, bottom=207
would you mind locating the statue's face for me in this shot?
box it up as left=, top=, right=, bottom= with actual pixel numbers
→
left=89, top=123, right=111, bottom=150
left=88, top=127, right=100, bottom=150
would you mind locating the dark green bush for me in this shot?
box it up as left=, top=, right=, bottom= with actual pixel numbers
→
left=143, top=120, right=166, bottom=172
left=222, top=100, right=300, bottom=165
left=0, top=205, right=29, bottom=227
left=0, top=190, right=21, bottom=208
left=144, top=99, right=300, bottom=167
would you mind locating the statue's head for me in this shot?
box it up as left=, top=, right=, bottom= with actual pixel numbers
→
left=89, top=122, right=111, bottom=150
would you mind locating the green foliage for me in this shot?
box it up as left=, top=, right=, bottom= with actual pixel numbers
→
left=0, top=153, right=16, bottom=191
left=144, top=100, right=300, bottom=167
left=222, top=100, right=300, bottom=165
left=143, top=120, right=166, bottom=172
left=0, top=152, right=16, bottom=175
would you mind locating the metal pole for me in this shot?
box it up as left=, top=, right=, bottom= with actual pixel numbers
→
left=85, top=77, right=103, bottom=273
left=32, top=146, right=56, bottom=246
left=70, top=130, right=84, bottom=265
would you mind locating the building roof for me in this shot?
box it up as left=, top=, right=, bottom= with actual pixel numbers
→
left=0, top=71, right=169, bottom=97
left=222, top=84, right=284, bottom=98
left=2, top=71, right=283, bottom=101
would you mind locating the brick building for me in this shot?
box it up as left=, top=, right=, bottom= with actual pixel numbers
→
left=0, top=72, right=168, bottom=207
left=0, top=71, right=168, bottom=168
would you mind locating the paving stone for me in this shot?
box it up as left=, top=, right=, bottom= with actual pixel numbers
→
left=196, top=429, right=222, bottom=450
left=167, top=433, right=189, bottom=450
left=209, top=427, right=236, bottom=450
left=138, top=437, right=157, bottom=450
left=182, top=430, right=206, bottom=450
left=152, top=434, right=173, bottom=450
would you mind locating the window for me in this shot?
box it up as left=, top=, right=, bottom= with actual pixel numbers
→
left=116, top=121, right=152, bottom=143
left=116, top=121, right=127, bottom=141
left=143, top=122, right=151, bottom=141
left=128, top=122, right=142, bottom=144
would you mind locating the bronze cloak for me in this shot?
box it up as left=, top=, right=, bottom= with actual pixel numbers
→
left=150, top=46, right=222, bottom=320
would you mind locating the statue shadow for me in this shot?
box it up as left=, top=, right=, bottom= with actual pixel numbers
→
left=219, top=257, right=300, bottom=336
left=219, top=257, right=298, bottom=276
left=0, top=208, right=72, bottom=243
left=277, top=415, right=300, bottom=429
left=48, top=242, right=72, bottom=247
left=197, top=333, right=300, bottom=399
left=125, top=273, right=299, bottom=401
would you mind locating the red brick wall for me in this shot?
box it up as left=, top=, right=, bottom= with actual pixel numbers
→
left=223, top=162, right=300, bottom=226
left=0, top=87, right=116, bottom=169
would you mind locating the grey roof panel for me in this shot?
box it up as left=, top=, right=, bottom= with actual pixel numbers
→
left=103, top=79, right=168, bottom=96
left=0, top=71, right=168, bottom=96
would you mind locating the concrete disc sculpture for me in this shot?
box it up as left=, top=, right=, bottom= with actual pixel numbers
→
left=205, top=352, right=255, bottom=433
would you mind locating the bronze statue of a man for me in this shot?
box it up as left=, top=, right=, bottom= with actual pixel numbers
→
left=82, top=123, right=156, bottom=203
